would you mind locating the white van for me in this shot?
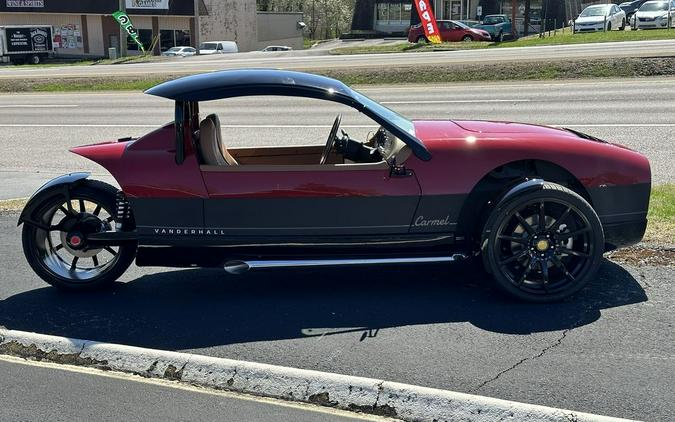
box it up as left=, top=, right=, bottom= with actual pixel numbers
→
left=199, top=41, right=238, bottom=55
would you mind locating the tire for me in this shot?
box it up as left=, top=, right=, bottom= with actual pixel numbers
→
left=462, top=35, right=473, bottom=42
left=607, top=22, right=612, bottom=31
left=481, top=182, right=604, bottom=302
left=29, top=54, right=40, bottom=65
left=416, top=35, right=428, bottom=43
left=620, top=18, right=626, bottom=30
left=22, top=180, right=137, bottom=291
left=497, top=31, right=504, bottom=42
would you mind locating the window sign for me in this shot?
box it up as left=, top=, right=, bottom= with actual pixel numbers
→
left=6, top=0, right=44, bottom=7
left=126, top=0, right=169, bottom=9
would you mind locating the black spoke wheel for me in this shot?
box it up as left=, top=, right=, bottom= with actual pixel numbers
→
left=22, top=180, right=137, bottom=291
left=482, top=182, right=604, bottom=302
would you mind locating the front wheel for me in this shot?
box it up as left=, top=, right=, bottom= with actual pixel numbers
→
left=497, top=31, right=504, bottom=42
left=481, top=183, right=604, bottom=302
left=22, top=180, right=137, bottom=291
left=620, top=18, right=626, bottom=30
left=462, top=35, right=473, bottom=42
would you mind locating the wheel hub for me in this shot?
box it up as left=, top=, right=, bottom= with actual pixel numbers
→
left=58, top=214, right=105, bottom=259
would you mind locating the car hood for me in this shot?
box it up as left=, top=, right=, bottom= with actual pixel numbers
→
left=413, top=120, right=608, bottom=145
left=636, top=11, right=668, bottom=17
left=575, top=16, right=606, bottom=23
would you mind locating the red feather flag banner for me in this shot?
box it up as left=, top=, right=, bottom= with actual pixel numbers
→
left=413, top=0, right=442, bottom=44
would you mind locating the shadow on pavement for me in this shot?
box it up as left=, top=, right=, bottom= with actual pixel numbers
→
left=0, top=259, right=646, bottom=351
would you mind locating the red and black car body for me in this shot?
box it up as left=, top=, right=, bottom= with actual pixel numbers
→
left=18, top=70, right=651, bottom=301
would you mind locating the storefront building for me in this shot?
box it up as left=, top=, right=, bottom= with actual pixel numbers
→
left=351, top=0, right=591, bottom=37
left=0, top=0, right=302, bottom=57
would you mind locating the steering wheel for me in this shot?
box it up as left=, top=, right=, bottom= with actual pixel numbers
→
left=320, top=114, right=342, bottom=165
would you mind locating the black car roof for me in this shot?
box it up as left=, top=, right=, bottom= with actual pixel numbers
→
left=145, top=69, right=431, bottom=161
left=144, top=69, right=357, bottom=103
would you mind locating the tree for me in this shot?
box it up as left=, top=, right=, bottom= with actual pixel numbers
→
left=256, top=0, right=355, bottom=40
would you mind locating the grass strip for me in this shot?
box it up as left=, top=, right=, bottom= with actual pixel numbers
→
left=0, top=56, right=674, bottom=93
left=645, top=184, right=675, bottom=245
left=330, top=29, right=675, bottom=55
left=2, top=184, right=672, bottom=245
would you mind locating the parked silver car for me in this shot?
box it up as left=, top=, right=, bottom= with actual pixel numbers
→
left=161, top=46, right=196, bottom=57
left=574, top=4, right=627, bottom=32
left=634, top=0, right=675, bottom=29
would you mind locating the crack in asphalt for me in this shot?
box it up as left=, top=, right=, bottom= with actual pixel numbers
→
left=470, top=328, right=572, bottom=393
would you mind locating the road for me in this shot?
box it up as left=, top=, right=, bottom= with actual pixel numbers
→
left=0, top=39, right=673, bottom=79
left=0, top=356, right=380, bottom=422
left=0, top=212, right=673, bottom=421
left=0, top=77, right=673, bottom=199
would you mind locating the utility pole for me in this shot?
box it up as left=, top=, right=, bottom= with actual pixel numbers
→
left=511, top=0, right=517, bottom=38
left=311, top=0, right=315, bottom=40
left=193, top=0, right=200, bottom=54
left=119, top=0, right=127, bottom=57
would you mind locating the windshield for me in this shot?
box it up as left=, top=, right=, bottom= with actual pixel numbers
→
left=200, top=43, right=218, bottom=50
left=483, top=16, right=503, bottom=24
left=640, top=2, right=668, bottom=11
left=167, top=47, right=182, bottom=52
left=453, top=20, right=470, bottom=29
left=351, top=91, right=415, bottom=137
left=580, top=5, right=610, bottom=16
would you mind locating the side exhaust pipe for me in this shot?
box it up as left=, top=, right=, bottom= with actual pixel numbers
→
left=223, top=254, right=467, bottom=275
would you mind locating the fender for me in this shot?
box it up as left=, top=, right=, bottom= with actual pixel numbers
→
left=18, top=172, right=91, bottom=228
left=495, top=178, right=545, bottom=210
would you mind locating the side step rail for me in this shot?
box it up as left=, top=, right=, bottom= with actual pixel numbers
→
left=224, top=254, right=468, bottom=275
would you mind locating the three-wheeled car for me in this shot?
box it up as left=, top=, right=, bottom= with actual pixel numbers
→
left=18, top=69, right=651, bottom=301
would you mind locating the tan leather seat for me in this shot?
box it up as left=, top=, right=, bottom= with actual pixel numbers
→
left=199, top=114, right=238, bottom=166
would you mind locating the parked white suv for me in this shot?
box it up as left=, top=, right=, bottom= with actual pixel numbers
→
left=634, top=0, right=675, bottom=28
left=199, top=41, right=238, bottom=55
left=574, top=4, right=627, bottom=32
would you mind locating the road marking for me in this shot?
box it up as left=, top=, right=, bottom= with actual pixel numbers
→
left=381, top=99, right=531, bottom=104
left=0, top=355, right=387, bottom=422
left=0, top=104, right=78, bottom=108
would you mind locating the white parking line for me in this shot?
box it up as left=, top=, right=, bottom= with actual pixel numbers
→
left=0, top=104, right=78, bottom=108
left=0, top=123, right=673, bottom=128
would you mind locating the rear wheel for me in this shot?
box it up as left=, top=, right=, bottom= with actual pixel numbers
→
left=416, top=35, right=428, bottom=43
left=481, top=183, right=604, bottom=302
left=22, top=180, right=136, bottom=291
left=29, top=54, right=41, bottom=65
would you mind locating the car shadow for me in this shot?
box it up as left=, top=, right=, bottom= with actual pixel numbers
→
left=0, top=259, right=647, bottom=351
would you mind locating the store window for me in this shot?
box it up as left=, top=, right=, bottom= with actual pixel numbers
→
left=159, top=29, right=192, bottom=51
left=377, top=2, right=389, bottom=21
left=127, top=28, right=152, bottom=51
left=376, top=1, right=412, bottom=24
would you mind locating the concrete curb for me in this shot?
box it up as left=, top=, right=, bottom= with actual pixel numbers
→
left=0, top=329, right=634, bottom=422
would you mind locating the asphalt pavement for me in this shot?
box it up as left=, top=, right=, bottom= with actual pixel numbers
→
left=0, top=356, right=381, bottom=422
left=0, top=38, right=674, bottom=79
left=0, top=77, right=673, bottom=199
left=0, top=213, right=673, bottom=421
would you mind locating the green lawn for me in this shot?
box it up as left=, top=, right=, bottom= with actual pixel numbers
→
left=646, top=184, right=675, bottom=244
left=330, top=28, right=675, bottom=55
left=499, top=27, right=675, bottom=48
